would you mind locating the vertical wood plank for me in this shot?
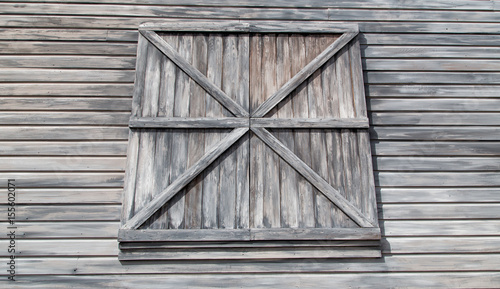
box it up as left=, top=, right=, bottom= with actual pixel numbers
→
left=276, top=34, right=298, bottom=228
left=150, top=34, right=179, bottom=229
left=134, top=43, right=161, bottom=224
left=323, top=41, right=351, bottom=227
left=219, top=34, right=239, bottom=229
left=184, top=34, right=207, bottom=229
left=291, top=34, right=315, bottom=228
left=236, top=33, right=250, bottom=229
left=337, top=44, right=357, bottom=225
left=122, top=33, right=148, bottom=225
left=262, top=34, right=280, bottom=228
left=250, top=34, right=264, bottom=228
left=202, top=34, right=223, bottom=229
left=308, top=35, right=333, bottom=228
left=169, top=34, right=192, bottom=229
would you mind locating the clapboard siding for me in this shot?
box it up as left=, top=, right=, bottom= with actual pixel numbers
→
left=0, top=1, right=499, bottom=287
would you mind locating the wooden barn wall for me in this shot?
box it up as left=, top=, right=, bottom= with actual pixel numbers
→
left=0, top=0, right=499, bottom=287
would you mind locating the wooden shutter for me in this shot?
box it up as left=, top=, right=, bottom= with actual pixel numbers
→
left=119, top=21, right=380, bottom=261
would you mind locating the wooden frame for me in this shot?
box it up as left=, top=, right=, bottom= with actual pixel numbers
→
left=120, top=20, right=380, bottom=261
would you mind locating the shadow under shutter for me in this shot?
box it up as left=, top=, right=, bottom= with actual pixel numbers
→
left=119, top=21, right=381, bottom=261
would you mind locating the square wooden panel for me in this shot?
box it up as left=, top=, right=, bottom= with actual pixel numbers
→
left=119, top=21, right=380, bottom=261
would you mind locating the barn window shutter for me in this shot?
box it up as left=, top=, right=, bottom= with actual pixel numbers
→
left=119, top=21, right=381, bottom=261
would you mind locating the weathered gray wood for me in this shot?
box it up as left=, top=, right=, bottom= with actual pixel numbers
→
left=363, top=46, right=500, bottom=58
left=0, top=112, right=128, bottom=125
left=251, top=127, right=375, bottom=228
left=0, top=141, right=126, bottom=156
left=123, top=127, right=248, bottom=229
left=167, top=34, right=190, bottom=229
left=367, top=85, right=500, bottom=98
left=0, top=5, right=328, bottom=19
left=290, top=34, right=315, bottom=228
left=0, top=173, right=123, bottom=187
left=372, top=141, right=500, bottom=156
left=10, top=255, right=500, bottom=275
left=0, top=41, right=137, bottom=56
left=249, top=34, right=264, bottom=228
left=0, top=188, right=121, bottom=204
left=0, top=97, right=131, bottom=111
left=372, top=127, right=500, bottom=141
left=141, top=21, right=358, bottom=33
left=359, top=22, right=500, bottom=34
left=383, top=220, right=500, bottom=236
left=120, top=247, right=380, bottom=260
left=0, top=55, right=136, bottom=69
left=0, top=157, right=124, bottom=171
left=328, top=9, right=500, bottom=22
left=252, top=31, right=357, bottom=117
left=0, top=28, right=137, bottom=41
left=202, top=33, right=224, bottom=229
left=379, top=188, right=500, bottom=203
left=119, top=229, right=250, bottom=242
left=362, top=34, right=500, bottom=46
left=276, top=34, right=298, bottom=228
left=250, top=117, right=369, bottom=128
left=381, top=204, right=500, bottom=220
left=370, top=99, right=500, bottom=112
left=140, top=30, right=249, bottom=117
left=0, top=205, right=121, bottom=221
left=121, top=240, right=380, bottom=249
left=0, top=240, right=118, bottom=257
left=377, top=172, right=500, bottom=187
left=371, top=112, right=500, bottom=126
left=261, top=34, right=280, bottom=228
left=0, top=222, right=119, bottom=239
left=130, top=117, right=249, bottom=128
left=0, top=127, right=128, bottom=140
left=119, top=227, right=379, bottom=242
left=365, top=59, right=500, bottom=71
left=383, top=237, right=500, bottom=254
left=0, top=0, right=491, bottom=10
left=0, top=68, right=134, bottom=82
left=218, top=34, right=239, bottom=229
left=365, top=72, right=500, bottom=84
left=236, top=33, right=250, bottom=229
left=0, top=83, right=132, bottom=96
left=9, top=273, right=500, bottom=288
left=184, top=33, right=208, bottom=229
left=376, top=157, right=500, bottom=171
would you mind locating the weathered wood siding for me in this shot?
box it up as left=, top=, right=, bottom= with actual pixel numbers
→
left=0, top=1, right=499, bottom=287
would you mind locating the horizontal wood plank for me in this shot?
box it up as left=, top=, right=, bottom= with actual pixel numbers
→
left=371, top=112, right=500, bottom=126
left=0, top=141, right=127, bottom=156
left=0, top=98, right=131, bottom=111
left=250, top=117, right=369, bottom=128
left=366, top=85, right=500, bottom=98
left=0, top=112, right=129, bottom=125
left=380, top=204, right=500, bottom=220
left=376, top=172, right=500, bottom=187
left=0, top=188, right=122, bottom=204
left=362, top=34, right=500, bottom=46
left=0, top=41, right=137, bottom=56
left=8, top=273, right=500, bottom=288
left=0, top=127, right=129, bottom=140
left=375, top=157, right=500, bottom=172
left=0, top=222, right=119, bottom=239
left=365, top=59, right=500, bottom=71
left=0, top=28, right=137, bottom=41
left=129, top=117, right=249, bottom=128
left=0, top=55, right=136, bottom=69
left=0, top=205, right=121, bottom=221
left=382, top=220, right=500, bottom=236
left=0, top=84, right=133, bottom=96
left=0, top=239, right=118, bottom=257
left=371, top=127, right=500, bottom=141
left=363, top=46, right=500, bottom=59
left=372, top=141, right=500, bottom=156
left=379, top=188, right=500, bottom=203
left=383, top=237, right=500, bottom=254
left=365, top=72, right=500, bottom=84
left=0, top=68, right=134, bottom=83
left=0, top=172, right=123, bottom=187
left=0, top=157, right=125, bottom=171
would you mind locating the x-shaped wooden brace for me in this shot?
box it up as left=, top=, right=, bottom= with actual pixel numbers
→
left=123, top=30, right=376, bottom=230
